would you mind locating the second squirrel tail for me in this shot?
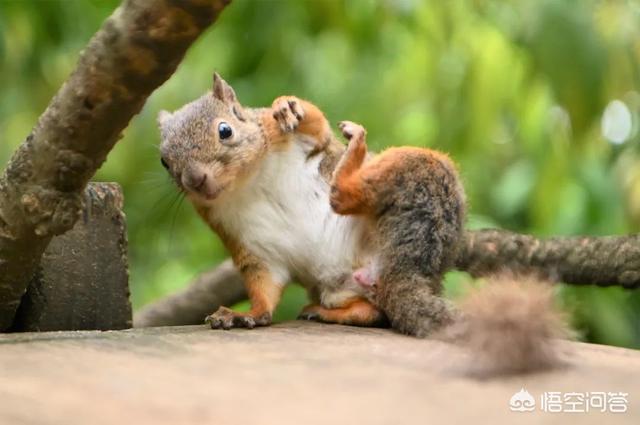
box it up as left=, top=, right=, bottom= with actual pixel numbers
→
left=441, top=275, right=570, bottom=377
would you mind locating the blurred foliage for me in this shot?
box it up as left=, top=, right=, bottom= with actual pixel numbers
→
left=1, top=0, right=640, bottom=348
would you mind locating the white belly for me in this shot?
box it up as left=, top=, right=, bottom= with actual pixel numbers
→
left=208, top=142, right=369, bottom=304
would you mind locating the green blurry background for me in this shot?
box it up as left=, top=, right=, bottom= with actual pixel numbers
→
left=1, top=0, right=639, bottom=347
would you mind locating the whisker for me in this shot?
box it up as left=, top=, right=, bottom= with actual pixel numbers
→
left=168, top=191, right=187, bottom=253
left=146, top=186, right=182, bottom=220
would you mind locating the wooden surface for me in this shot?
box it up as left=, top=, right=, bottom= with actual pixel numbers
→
left=0, top=321, right=638, bottom=424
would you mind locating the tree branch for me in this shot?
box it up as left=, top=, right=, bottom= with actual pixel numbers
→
left=0, top=0, right=231, bottom=330
left=456, top=229, right=640, bottom=288
left=134, top=229, right=640, bottom=327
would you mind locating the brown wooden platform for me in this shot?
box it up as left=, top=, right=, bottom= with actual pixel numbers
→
left=0, top=322, right=638, bottom=424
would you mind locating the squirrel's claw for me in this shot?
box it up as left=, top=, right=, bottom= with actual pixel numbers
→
left=205, top=306, right=271, bottom=330
left=297, top=304, right=327, bottom=323
left=338, top=120, right=366, bottom=143
left=272, top=96, right=305, bottom=133
left=298, top=311, right=322, bottom=322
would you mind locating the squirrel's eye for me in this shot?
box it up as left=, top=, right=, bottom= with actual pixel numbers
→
left=218, top=122, right=233, bottom=141
left=160, top=157, right=169, bottom=170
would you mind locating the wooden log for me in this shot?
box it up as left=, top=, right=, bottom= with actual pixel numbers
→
left=0, top=322, right=638, bottom=424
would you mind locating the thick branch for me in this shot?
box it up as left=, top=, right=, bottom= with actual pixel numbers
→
left=0, top=0, right=231, bottom=330
left=456, top=229, right=640, bottom=288
left=135, top=229, right=640, bottom=327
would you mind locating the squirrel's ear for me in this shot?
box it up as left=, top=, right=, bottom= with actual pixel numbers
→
left=157, top=110, right=172, bottom=127
left=212, top=72, right=237, bottom=104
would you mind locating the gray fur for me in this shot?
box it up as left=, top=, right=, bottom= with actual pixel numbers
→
left=368, top=152, right=466, bottom=336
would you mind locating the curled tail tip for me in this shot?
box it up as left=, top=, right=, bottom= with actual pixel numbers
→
left=446, top=275, right=571, bottom=377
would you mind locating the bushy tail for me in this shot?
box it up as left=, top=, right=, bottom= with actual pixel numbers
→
left=377, top=274, right=460, bottom=338
left=442, top=275, right=570, bottom=376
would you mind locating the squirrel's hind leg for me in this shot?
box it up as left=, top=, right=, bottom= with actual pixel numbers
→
left=298, top=298, right=388, bottom=328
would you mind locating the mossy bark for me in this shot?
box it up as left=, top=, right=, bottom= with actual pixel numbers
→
left=0, top=0, right=231, bottom=330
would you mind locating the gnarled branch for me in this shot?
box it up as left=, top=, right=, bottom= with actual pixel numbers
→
left=457, top=229, right=640, bottom=288
left=0, top=0, right=232, bottom=330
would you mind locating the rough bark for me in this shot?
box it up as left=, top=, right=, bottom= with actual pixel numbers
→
left=457, top=229, right=640, bottom=288
left=12, top=183, right=131, bottom=332
left=134, top=259, right=246, bottom=327
left=0, top=0, right=231, bottom=330
left=135, top=229, right=640, bottom=327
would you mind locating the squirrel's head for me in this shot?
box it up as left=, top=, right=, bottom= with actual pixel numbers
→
left=157, top=73, right=266, bottom=204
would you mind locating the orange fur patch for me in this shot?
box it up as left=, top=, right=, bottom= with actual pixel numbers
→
left=301, top=297, right=386, bottom=326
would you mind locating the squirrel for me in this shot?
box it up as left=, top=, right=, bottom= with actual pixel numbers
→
left=159, top=73, right=385, bottom=329
left=325, top=120, right=465, bottom=336
left=326, top=122, right=568, bottom=374
left=158, top=74, right=568, bottom=374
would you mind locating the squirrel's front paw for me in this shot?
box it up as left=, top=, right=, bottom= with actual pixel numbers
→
left=272, top=96, right=305, bottom=133
left=205, top=306, right=272, bottom=330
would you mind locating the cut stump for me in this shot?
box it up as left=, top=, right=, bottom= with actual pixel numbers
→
left=11, top=183, right=131, bottom=331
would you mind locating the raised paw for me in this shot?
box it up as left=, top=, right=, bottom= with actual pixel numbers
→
left=205, top=306, right=272, bottom=330
left=329, top=121, right=368, bottom=215
left=338, top=120, right=366, bottom=143
left=337, top=120, right=367, bottom=165
left=272, top=96, right=305, bottom=133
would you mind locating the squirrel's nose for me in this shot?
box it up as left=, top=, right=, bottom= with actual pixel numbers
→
left=182, top=166, right=209, bottom=192
left=193, top=173, right=207, bottom=190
